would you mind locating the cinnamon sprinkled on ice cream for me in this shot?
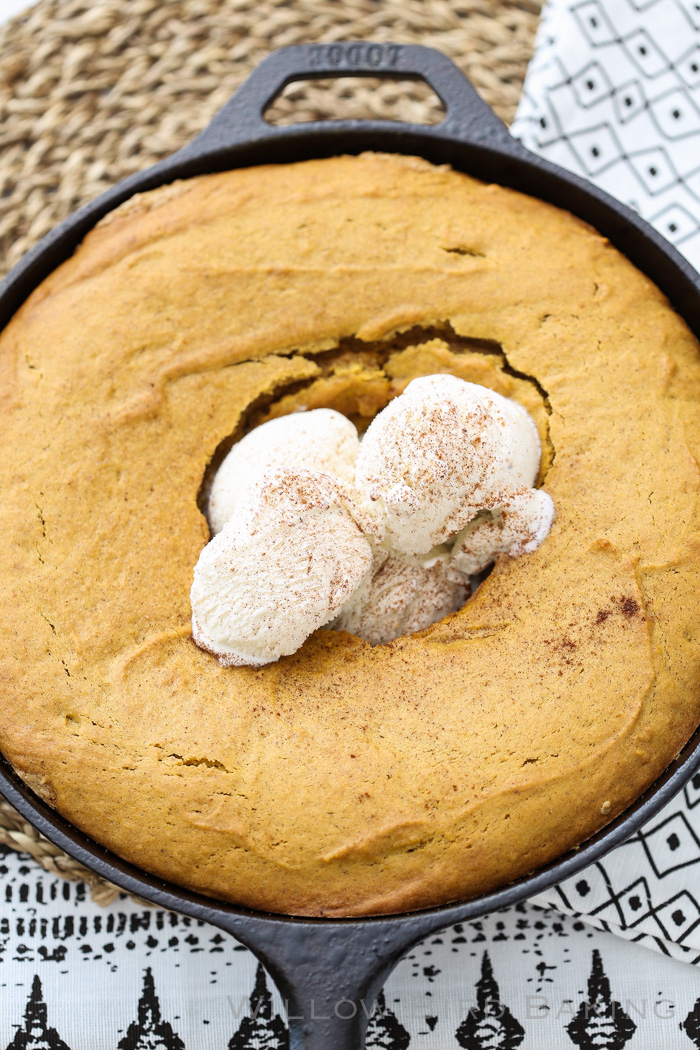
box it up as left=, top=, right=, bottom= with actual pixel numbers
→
left=207, top=408, right=360, bottom=535
left=192, top=468, right=373, bottom=666
left=355, top=374, right=546, bottom=555
left=192, top=378, right=554, bottom=665
left=331, top=548, right=470, bottom=646
left=451, top=488, right=555, bottom=576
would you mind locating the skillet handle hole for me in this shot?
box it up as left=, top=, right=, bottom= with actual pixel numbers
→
left=263, top=76, right=445, bottom=126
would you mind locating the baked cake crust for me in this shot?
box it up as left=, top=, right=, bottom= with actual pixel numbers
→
left=1, top=152, right=699, bottom=916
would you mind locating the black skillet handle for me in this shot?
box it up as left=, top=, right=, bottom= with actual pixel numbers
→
left=212, top=914, right=440, bottom=1050
left=176, top=42, right=519, bottom=159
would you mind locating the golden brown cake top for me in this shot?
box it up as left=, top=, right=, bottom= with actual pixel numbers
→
left=1, top=152, right=699, bottom=916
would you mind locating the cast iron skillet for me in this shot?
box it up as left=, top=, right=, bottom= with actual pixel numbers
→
left=2, top=43, right=700, bottom=1050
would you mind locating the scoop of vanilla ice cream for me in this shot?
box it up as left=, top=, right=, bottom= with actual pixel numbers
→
left=192, top=468, right=374, bottom=667
left=207, top=409, right=361, bottom=535
left=355, top=374, right=542, bottom=555
left=451, top=488, right=556, bottom=576
left=331, top=547, right=470, bottom=646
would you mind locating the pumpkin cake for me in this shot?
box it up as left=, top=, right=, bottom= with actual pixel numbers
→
left=1, top=152, right=699, bottom=916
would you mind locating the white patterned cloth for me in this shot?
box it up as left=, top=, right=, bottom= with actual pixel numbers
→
left=3, top=844, right=700, bottom=1049
left=511, top=0, right=700, bottom=970
left=529, top=783, right=700, bottom=965
left=512, top=0, right=700, bottom=269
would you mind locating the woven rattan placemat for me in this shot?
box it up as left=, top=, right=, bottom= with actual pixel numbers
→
left=0, top=0, right=542, bottom=902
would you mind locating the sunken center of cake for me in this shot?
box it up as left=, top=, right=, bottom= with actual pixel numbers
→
left=191, top=374, right=554, bottom=666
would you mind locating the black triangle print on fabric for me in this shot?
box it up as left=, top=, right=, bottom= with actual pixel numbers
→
left=566, top=950, right=636, bottom=1049
left=5, top=975, right=71, bottom=1050
left=365, top=990, right=410, bottom=1050
left=455, top=952, right=525, bottom=1050
left=117, top=968, right=185, bottom=1050
left=681, top=995, right=700, bottom=1046
left=228, top=963, right=289, bottom=1050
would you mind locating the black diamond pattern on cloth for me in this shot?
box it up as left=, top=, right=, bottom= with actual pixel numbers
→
left=118, top=969, right=185, bottom=1050
left=455, top=952, right=525, bottom=1049
left=566, top=950, right=636, bottom=1048
left=365, top=991, right=411, bottom=1050
left=683, top=994, right=700, bottom=1046
left=5, top=976, right=70, bottom=1050
left=228, top=964, right=288, bottom=1050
